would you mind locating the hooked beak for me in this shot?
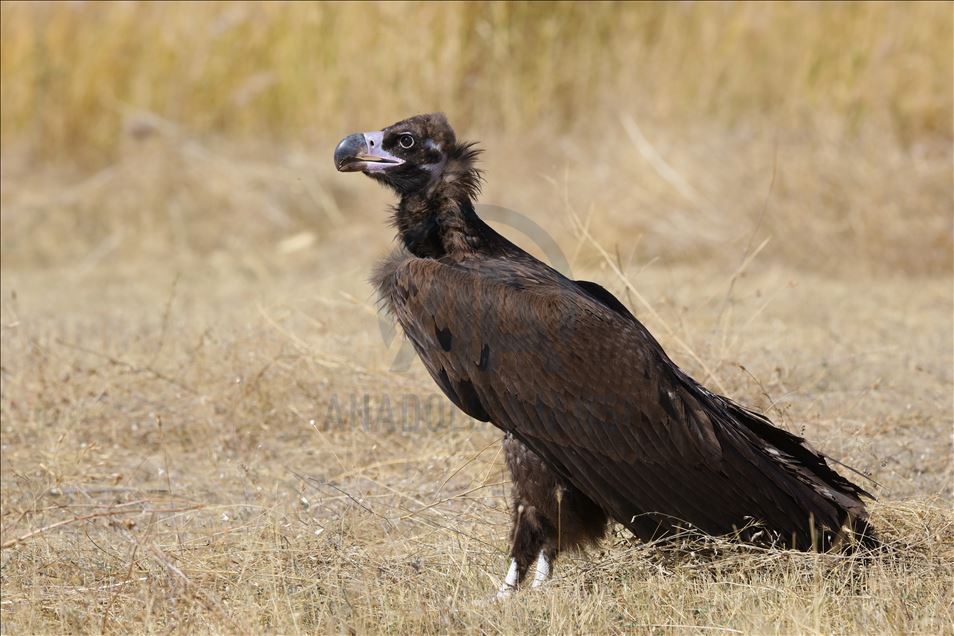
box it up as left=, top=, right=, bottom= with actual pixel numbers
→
left=334, top=131, right=404, bottom=173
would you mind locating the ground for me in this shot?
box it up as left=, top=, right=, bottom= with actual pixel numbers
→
left=1, top=115, right=952, bottom=634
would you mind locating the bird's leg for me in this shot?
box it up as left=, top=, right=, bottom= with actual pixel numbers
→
left=495, top=503, right=554, bottom=600
left=496, top=435, right=607, bottom=600
left=496, top=558, right=520, bottom=600
left=530, top=549, right=553, bottom=588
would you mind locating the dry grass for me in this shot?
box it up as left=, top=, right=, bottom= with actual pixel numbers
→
left=2, top=2, right=951, bottom=160
left=2, top=2, right=953, bottom=634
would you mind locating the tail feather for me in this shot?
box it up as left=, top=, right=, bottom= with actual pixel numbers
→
left=848, top=514, right=881, bottom=552
left=713, top=392, right=878, bottom=552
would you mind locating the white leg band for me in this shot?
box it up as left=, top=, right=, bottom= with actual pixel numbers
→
left=496, top=558, right=519, bottom=599
left=530, top=550, right=551, bottom=588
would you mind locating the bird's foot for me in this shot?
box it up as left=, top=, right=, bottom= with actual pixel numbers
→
left=472, top=558, right=520, bottom=605
left=495, top=558, right=519, bottom=600
left=480, top=553, right=552, bottom=604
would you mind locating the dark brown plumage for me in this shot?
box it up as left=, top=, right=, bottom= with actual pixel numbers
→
left=334, top=113, right=876, bottom=596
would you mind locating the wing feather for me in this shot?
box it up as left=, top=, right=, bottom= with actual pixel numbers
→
left=377, top=253, right=869, bottom=548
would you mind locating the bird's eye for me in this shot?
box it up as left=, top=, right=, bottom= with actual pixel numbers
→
left=398, top=134, right=415, bottom=149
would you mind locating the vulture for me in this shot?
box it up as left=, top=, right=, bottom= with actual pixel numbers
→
left=334, top=113, right=876, bottom=598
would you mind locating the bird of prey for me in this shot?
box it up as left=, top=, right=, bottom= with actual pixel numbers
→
left=334, top=113, right=875, bottom=598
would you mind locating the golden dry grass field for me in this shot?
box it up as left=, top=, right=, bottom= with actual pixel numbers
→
left=1, top=2, right=952, bottom=634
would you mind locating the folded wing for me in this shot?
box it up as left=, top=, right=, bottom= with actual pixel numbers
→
left=377, top=253, right=872, bottom=549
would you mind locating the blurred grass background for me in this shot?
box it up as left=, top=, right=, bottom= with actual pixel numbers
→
left=1, top=1, right=952, bottom=275
left=2, top=1, right=951, bottom=159
left=1, top=1, right=952, bottom=279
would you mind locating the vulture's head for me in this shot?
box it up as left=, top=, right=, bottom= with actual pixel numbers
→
left=334, top=113, right=480, bottom=198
